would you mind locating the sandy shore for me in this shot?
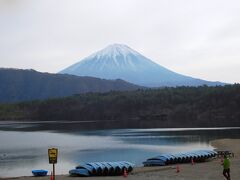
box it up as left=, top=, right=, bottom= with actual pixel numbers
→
left=1, top=139, right=240, bottom=180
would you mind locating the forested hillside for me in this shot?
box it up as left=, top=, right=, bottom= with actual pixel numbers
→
left=0, top=68, right=140, bottom=103
left=0, top=85, right=239, bottom=128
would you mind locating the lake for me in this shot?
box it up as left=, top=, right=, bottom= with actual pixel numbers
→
left=0, top=122, right=240, bottom=177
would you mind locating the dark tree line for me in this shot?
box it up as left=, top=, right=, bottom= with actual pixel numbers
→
left=0, top=84, right=240, bottom=128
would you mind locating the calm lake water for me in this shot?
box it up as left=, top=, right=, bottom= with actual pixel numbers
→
left=0, top=122, right=240, bottom=177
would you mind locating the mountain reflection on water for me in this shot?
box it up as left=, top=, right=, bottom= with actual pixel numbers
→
left=0, top=122, right=240, bottom=177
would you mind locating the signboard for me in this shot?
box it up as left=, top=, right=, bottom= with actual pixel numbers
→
left=48, top=148, right=58, bottom=164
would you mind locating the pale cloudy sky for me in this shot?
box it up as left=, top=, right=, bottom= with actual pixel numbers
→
left=0, top=0, right=240, bottom=83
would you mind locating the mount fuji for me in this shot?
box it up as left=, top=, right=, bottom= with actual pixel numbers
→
left=59, top=44, right=224, bottom=87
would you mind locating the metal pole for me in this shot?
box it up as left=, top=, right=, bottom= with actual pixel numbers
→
left=53, top=163, right=55, bottom=180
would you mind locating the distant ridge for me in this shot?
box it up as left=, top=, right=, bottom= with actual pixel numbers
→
left=0, top=68, right=141, bottom=103
left=60, top=44, right=225, bottom=87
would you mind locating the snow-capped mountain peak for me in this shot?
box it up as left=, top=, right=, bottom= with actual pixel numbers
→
left=90, top=44, right=139, bottom=58
left=72, top=43, right=157, bottom=71
left=59, top=44, right=224, bottom=87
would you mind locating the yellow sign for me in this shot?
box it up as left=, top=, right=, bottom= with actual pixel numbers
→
left=48, top=148, right=58, bottom=164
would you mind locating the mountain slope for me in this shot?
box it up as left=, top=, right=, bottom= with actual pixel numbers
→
left=59, top=44, right=224, bottom=87
left=0, top=68, right=141, bottom=103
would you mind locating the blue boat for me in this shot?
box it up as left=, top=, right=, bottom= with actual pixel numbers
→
left=76, top=164, right=96, bottom=175
left=32, top=170, right=48, bottom=176
left=87, top=163, right=102, bottom=175
left=143, top=159, right=165, bottom=166
left=95, top=162, right=108, bottom=175
left=101, top=162, right=114, bottom=175
left=69, top=169, right=90, bottom=177
left=119, top=161, right=133, bottom=172
left=107, top=162, right=122, bottom=175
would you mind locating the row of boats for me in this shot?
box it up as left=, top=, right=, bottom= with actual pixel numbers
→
left=69, top=161, right=134, bottom=177
left=143, top=150, right=217, bottom=166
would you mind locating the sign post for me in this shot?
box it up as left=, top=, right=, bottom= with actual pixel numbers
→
left=48, top=148, right=58, bottom=180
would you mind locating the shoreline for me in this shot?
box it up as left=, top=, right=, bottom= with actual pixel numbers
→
left=1, top=123, right=240, bottom=133
left=1, top=138, right=240, bottom=180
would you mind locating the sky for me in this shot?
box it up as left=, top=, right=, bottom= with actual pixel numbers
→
left=0, top=0, right=240, bottom=83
